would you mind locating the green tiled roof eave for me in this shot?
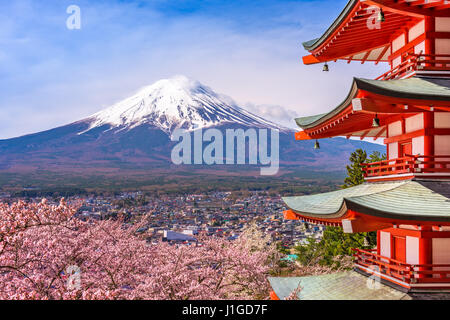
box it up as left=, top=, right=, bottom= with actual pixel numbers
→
left=294, top=78, right=359, bottom=129
left=355, top=77, right=450, bottom=101
left=345, top=180, right=450, bottom=221
left=294, top=113, right=327, bottom=128
left=302, top=38, right=319, bottom=50
left=302, top=0, right=358, bottom=51
left=282, top=181, right=405, bottom=217
left=283, top=180, right=450, bottom=222
left=294, top=77, right=450, bottom=130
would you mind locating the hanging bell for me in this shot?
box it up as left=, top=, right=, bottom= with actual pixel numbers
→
left=323, top=62, right=329, bottom=72
left=377, top=8, right=385, bottom=22
left=314, top=140, right=320, bottom=150
left=372, top=114, right=380, bottom=128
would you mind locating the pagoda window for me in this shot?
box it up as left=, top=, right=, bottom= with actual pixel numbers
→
left=435, top=113, right=450, bottom=129
left=414, top=41, right=425, bottom=55
left=392, top=34, right=406, bottom=55
left=392, top=56, right=402, bottom=69
left=388, top=121, right=403, bottom=137
left=412, top=136, right=424, bottom=157
left=406, top=236, right=420, bottom=265
left=432, top=238, right=450, bottom=278
left=389, top=142, right=399, bottom=159
left=409, top=20, right=425, bottom=43
left=379, top=231, right=391, bottom=260
left=436, top=17, right=450, bottom=33
left=435, top=136, right=450, bottom=159
left=436, top=39, right=450, bottom=56
left=435, top=113, right=450, bottom=167
left=405, top=114, right=423, bottom=133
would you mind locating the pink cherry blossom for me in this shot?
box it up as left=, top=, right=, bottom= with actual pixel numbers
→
left=0, top=199, right=276, bottom=300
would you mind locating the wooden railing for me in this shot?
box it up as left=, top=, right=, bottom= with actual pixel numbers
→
left=353, top=248, right=450, bottom=284
left=376, top=53, right=450, bottom=81
left=362, top=155, right=450, bottom=178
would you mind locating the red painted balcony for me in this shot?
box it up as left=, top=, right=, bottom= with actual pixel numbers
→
left=362, top=155, right=450, bottom=180
left=376, top=53, right=450, bottom=81
left=353, top=249, right=450, bottom=289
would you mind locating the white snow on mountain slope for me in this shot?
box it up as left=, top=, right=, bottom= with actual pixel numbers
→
left=81, top=75, right=287, bottom=135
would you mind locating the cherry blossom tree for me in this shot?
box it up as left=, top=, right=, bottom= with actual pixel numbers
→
left=0, top=199, right=276, bottom=300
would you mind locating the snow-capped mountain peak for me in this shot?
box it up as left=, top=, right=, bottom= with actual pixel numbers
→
left=81, top=75, right=284, bottom=135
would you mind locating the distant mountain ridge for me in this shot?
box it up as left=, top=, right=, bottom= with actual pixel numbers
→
left=0, top=76, right=385, bottom=175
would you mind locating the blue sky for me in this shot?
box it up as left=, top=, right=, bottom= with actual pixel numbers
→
left=0, top=0, right=386, bottom=139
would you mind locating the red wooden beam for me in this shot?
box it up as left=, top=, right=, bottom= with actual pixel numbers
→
left=374, top=127, right=387, bottom=141
left=365, top=0, right=450, bottom=17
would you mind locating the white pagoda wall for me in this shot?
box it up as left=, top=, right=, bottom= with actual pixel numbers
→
left=435, top=112, right=450, bottom=159
left=436, top=17, right=450, bottom=32
left=435, top=112, right=450, bottom=128
left=405, top=114, right=423, bottom=133
left=392, top=34, right=405, bottom=68
left=379, top=231, right=419, bottom=264
left=388, top=142, right=398, bottom=159
left=387, top=116, right=425, bottom=159
left=435, top=18, right=450, bottom=59
left=388, top=121, right=401, bottom=159
left=380, top=231, right=391, bottom=259
left=412, top=136, right=424, bottom=156
left=435, top=136, right=450, bottom=155
left=390, top=18, right=450, bottom=67
left=406, top=236, right=419, bottom=264
left=410, top=20, right=425, bottom=56
left=409, top=20, right=424, bottom=41
left=388, top=121, right=402, bottom=137
left=432, top=238, right=450, bottom=278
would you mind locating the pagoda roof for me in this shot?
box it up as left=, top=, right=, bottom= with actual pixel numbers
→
left=301, top=0, right=450, bottom=65
left=356, top=76, right=450, bottom=101
left=295, top=76, right=450, bottom=139
left=302, top=0, right=360, bottom=52
left=283, top=180, right=450, bottom=223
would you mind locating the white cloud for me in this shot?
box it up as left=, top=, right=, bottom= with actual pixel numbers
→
left=243, top=103, right=299, bottom=129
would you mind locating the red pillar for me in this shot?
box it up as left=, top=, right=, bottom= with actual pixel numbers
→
left=418, top=230, right=433, bottom=279
left=425, top=17, right=435, bottom=56
left=377, top=230, right=381, bottom=256
left=390, top=232, right=395, bottom=260
left=423, top=112, right=435, bottom=173
left=423, top=112, right=435, bottom=157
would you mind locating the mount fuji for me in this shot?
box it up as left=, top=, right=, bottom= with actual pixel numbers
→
left=0, top=76, right=384, bottom=176
left=83, top=75, right=283, bottom=135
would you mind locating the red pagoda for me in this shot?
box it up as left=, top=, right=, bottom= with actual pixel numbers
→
left=279, top=0, right=450, bottom=295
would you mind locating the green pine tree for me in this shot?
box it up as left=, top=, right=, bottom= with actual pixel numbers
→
left=342, top=149, right=386, bottom=189
left=294, top=148, right=386, bottom=268
left=294, top=227, right=377, bottom=268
